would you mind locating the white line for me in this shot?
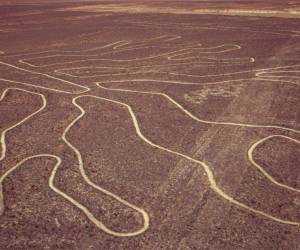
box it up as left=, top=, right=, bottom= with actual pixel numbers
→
left=73, top=94, right=300, bottom=227
left=0, top=88, right=47, bottom=161
left=2, top=35, right=300, bottom=236
left=96, top=81, right=300, bottom=134
left=0, top=88, right=149, bottom=237
left=125, top=21, right=300, bottom=37
left=0, top=61, right=90, bottom=94
left=0, top=153, right=149, bottom=237
left=1, top=35, right=180, bottom=58
left=248, top=135, right=300, bottom=193
left=0, top=87, right=46, bottom=216
left=15, top=40, right=250, bottom=68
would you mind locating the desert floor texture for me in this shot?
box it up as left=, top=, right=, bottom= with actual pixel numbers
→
left=0, top=1, right=300, bottom=249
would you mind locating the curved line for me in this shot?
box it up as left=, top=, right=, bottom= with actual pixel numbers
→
left=74, top=94, right=300, bottom=227
left=95, top=82, right=300, bottom=134
left=59, top=97, right=150, bottom=236
left=126, top=64, right=299, bottom=80
left=248, top=135, right=300, bottom=193
left=0, top=61, right=90, bottom=94
left=0, top=87, right=149, bottom=237
left=17, top=48, right=193, bottom=68
left=17, top=43, right=251, bottom=68
left=0, top=154, right=149, bottom=237
left=167, top=45, right=242, bottom=60
left=1, top=35, right=181, bottom=58
left=164, top=64, right=300, bottom=79
left=0, top=78, right=87, bottom=95
left=50, top=63, right=300, bottom=88
left=0, top=87, right=46, bottom=216
left=0, top=88, right=47, bottom=161
left=126, top=21, right=300, bottom=37
left=96, top=81, right=300, bottom=201
left=2, top=35, right=300, bottom=234
left=0, top=40, right=129, bottom=58
left=53, top=60, right=254, bottom=79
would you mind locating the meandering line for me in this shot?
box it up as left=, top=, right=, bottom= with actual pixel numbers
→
left=72, top=94, right=300, bottom=227
left=0, top=88, right=149, bottom=237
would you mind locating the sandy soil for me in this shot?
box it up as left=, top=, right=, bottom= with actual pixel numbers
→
left=59, top=2, right=300, bottom=19
left=0, top=1, right=300, bottom=249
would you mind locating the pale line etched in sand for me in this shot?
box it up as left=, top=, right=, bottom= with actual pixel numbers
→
left=53, top=63, right=231, bottom=79
left=1, top=35, right=180, bottom=58
left=54, top=61, right=252, bottom=79
left=248, top=135, right=300, bottom=193
left=0, top=87, right=46, bottom=215
left=0, top=88, right=149, bottom=237
left=0, top=88, right=47, bottom=161
left=0, top=61, right=90, bottom=94
left=15, top=48, right=188, bottom=68
left=21, top=38, right=300, bottom=207
left=0, top=78, right=86, bottom=95
left=17, top=48, right=187, bottom=68
left=96, top=80, right=300, bottom=134
left=53, top=55, right=255, bottom=76
left=53, top=57, right=255, bottom=78
left=113, top=67, right=299, bottom=85
left=0, top=153, right=149, bottom=237
left=19, top=38, right=298, bottom=83
left=17, top=41, right=247, bottom=68
left=107, top=64, right=300, bottom=83
left=47, top=54, right=300, bottom=145
left=95, top=80, right=300, bottom=199
left=167, top=44, right=242, bottom=59
left=1, top=37, right=300, bottom=235
left=0, top=29, right=16, bottom=33
left=58, top=4, right=300, bottom=19
left=0, top=41, right=127, bottom=58
left=134, top=23, right=299, bottom=37
left=72, top=94, right=300, bottom=227
left=53, top=58, right=254, bottom=79
left=58, top=71, right=157, bottom=79
left=19, top=47, right=248, bottom=68
left=4, top=57, right=298, bottom=134
left=93, top=67, right=300, bottom=86
left=256, top=70, right=300, bottom=82
left=164, top=64, right=300, bottom=80
left=53, top=57, right=264, bottom=80
left=61, top=96, right=150, bottom=236
left=111, top=62, right=298, bottom=81
left=1, top=85, right=300, bottom=235
left=1, top=75, right=300, bottom=236
left=125, top=21, right=300, bottom=37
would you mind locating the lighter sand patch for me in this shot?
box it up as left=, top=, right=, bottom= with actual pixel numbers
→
left=2, top=35, right=300, bottom=237
left=59, top=4, right=300, bottom=18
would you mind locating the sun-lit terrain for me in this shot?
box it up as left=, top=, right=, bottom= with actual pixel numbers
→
left=0, top=1, right=300, bottom=249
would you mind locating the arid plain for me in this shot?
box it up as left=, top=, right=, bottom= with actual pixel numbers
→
left=0, top=1, right=300, bottom=249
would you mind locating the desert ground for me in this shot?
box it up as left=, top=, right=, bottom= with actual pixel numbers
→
left=0, top=1, right=300, bottom=249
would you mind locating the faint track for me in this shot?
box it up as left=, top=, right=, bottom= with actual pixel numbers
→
left=70, top=94, right=300, bottom=227
left=0, top=88, right=46, bottom=215
left=0, top=34, right=300, bottom=237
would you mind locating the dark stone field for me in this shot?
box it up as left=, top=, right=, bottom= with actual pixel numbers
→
left=0, top=1, right=300, bottom=249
